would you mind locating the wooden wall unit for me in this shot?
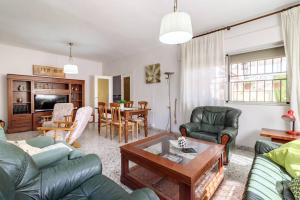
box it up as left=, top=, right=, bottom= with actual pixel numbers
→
left=7, top=74, right=85, bottom=133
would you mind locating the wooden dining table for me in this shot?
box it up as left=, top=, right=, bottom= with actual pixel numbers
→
left=95, top=107, right=150, bottom=143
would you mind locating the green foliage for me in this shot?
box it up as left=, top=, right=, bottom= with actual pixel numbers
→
left=118, top=99, right=126, bottom=104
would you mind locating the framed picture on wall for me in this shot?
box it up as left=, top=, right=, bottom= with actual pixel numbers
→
left=145, top=63, right=161, bottom=84
left=33, top=65, right=65, bottom=78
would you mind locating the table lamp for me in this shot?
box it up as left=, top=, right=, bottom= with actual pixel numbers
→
left=281, top=109, right=300, bottom=135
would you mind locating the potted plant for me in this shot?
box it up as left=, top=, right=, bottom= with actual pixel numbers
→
left=119, top=99, right=126, bottom=109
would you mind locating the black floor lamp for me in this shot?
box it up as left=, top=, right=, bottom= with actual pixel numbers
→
left=164, top=72, right=174, bottom=133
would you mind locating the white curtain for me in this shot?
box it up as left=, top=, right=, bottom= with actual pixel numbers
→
left=281, top=7, right=300, bottom=130
left=180, top=31, right=225, bottom=122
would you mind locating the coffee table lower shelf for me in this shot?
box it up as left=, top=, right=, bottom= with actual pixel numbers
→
left=121, top=164, right=224, bottom=200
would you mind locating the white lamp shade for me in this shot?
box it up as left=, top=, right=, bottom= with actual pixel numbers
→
left=159, top=12, right=193, bottom=44
left=64, top=64, right=78, bottom=74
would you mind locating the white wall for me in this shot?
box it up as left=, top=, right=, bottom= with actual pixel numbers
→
left=104, top=45, right=180, bottom=131
left=0, top=43, right=102, bottom=123
left=103, top=14, right=290, bottom=148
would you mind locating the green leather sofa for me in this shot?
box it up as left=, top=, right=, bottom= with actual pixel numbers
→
left=0, top=138, right=159, bottom=200
left=180, top=106, right=241, bottom=164
left=243, top=140, right=294, bottom=200
left=0, top=127, right=82, bottom=169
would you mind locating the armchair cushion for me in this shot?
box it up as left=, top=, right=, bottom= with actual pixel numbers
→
left=200, top=110, right=226, bottom=133
left=31, top=146, right=71, bottom=169
left=189, top=132, right=218, bottom=143
left=62, top=174, right=129, bottom=200
left=0, top=167, right=15, bottom=200
left=42, top=154, right=102, bottom=200
left=180, top=122, right=201, bottom=133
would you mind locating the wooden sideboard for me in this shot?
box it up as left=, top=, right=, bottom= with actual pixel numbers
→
left=7, top=74, right=85, bottom=133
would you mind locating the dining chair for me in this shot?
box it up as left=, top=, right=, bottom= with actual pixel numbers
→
left=98, top=102, right=111, bottom=137
left=138, top=101, right=148, bottom=109
left=110, top=103, right=136, bottom=143
left=124, top=101, right=134, bottom=108
left=135, top=101, right=148, bottom=133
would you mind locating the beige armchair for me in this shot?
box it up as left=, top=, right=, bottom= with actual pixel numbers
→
left=38, top=106, right=93, bottom=148
left=41, top=103, right=74, bottom=128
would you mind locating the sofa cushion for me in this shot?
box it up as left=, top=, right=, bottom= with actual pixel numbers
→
left=189, top=132, right=218, bottom=143
left=244, top=155, right=292, bottom=200
left=61, top=174, right=130, bottom=200
left=200, top=110, right=225, bottom=133
left=265, top=140, right=300, bottom=178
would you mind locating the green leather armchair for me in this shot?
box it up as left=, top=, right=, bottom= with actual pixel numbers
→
left=0, top=140, right=159, bottom=200
left=180, top=106, right=241, bottom=164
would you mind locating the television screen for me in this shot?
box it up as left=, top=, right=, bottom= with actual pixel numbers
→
left=34, top=95, right=68, bottom=111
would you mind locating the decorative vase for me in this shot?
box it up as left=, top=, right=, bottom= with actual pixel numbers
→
left=177, top=136, right=187, bottom=149
left=17, top=98, right=23, bottom=103
left=120, top=103, right=124, bottom=110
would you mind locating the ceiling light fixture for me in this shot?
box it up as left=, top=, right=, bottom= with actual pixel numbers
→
left=159, top=0, right=193, bottom=44
left=64, top=42, right=78, bottom=74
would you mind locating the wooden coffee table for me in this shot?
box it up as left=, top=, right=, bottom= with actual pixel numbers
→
left=120, top=132, right=225, bottom=200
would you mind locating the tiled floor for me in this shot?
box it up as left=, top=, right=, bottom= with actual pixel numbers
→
left=6, top=123, right=254, bottom=200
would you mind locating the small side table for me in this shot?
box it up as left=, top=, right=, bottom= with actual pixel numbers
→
left=0, top=120, right=5, bottom=129
left=260, top=128, right=300, bottom=144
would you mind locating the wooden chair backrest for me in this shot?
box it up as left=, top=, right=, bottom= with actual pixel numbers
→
left=138, top=101, right=148, bottom=109
left=110, top=103, right=121, bottom=124
left=98, top=102, right=108, bottom=119
left=124, top=101, right=134, bottom=108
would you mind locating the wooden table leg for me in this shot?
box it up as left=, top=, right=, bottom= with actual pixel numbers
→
left=144, top=109, right=148, bottom=137
left=179, top=183, right=194, bottom=200
left=124, top=111, right=129, bottom=143
left=121, top=153, right=129, bottom=183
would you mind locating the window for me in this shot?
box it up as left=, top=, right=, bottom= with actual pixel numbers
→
left=228, top=47, right=288, bottom=103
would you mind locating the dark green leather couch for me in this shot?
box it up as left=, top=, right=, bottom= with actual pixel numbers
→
left=0, top=127, right=82, bottom=169
left=180, top=106, right=241, bottom=164
left=243, top=140, right=294, bottom=200
left=0, top=135, right=159, bottom=200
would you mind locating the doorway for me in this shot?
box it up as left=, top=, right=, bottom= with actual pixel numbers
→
left=94, top=76, right=113, bottom=121
left=113, top=75, right=121, bottom=102
left=123, top=76, right=130, bottom=101
left=98, top=79, right=109, bottom=104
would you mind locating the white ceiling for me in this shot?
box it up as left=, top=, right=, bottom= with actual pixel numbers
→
left=0, top=0, right=298, bottom=62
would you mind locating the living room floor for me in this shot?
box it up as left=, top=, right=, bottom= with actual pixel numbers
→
left=7, top=123, right=254, bottom=200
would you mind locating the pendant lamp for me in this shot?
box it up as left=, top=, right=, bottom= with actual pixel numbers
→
left=64, top=42, right=78, bottom=74
left=159, top=0, right=193, bottom=44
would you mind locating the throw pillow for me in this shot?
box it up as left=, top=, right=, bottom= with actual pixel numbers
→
left=289, top=177, right=300, bottom=200
left=264, top=140, right=300, bottom=178
left=7, top=140, right=43, bottom=155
